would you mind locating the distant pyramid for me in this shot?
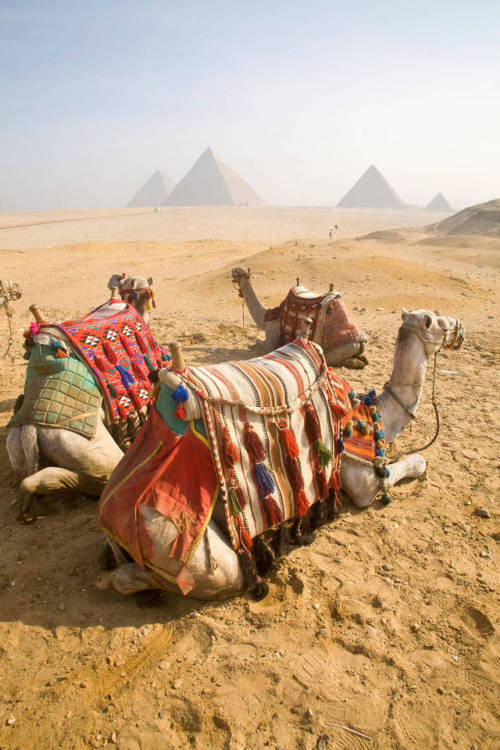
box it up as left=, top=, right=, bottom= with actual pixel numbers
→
left=337, top=165, right=405, bottom=208
left=127, top=170, right=175, bottom=207
left=426, top=192, right=452, bottom=212
left=164, top=147, right=263, bottom=206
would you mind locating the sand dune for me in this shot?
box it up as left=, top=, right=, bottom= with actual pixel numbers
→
left=0, top=209, right=498, bottom=749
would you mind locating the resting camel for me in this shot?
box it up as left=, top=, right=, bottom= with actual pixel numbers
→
left=97, top=308, right=464, bottom=600
left=7, top=275, right=161, bottom=522
left=232, top=267, right=368, bottom=369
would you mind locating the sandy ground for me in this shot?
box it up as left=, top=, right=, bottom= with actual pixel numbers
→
left=0, top=207, right=498, bottom=749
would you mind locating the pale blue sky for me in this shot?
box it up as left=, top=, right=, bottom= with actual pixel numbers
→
left=1, top=0, right=499, bottom=210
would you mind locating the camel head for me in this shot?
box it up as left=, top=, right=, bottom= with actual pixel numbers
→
left=0, top=280, right=22, bottom=305
left=400, top=309, right=464, bottom=357
left=107, top=274, right=155, bottom=317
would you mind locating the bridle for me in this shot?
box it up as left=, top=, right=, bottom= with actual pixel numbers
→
left=1, top=280, right=22, bottom=358
left=384, top=318, right=464, bottom=462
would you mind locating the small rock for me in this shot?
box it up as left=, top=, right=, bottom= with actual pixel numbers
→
left=464, top=501, right=471, bottom=506
left=304, top=707, right=314, bottom=720
left=372, top=595, right=383, bottom=608
left=66, top=711, right=73, bottom=719
left=158, top=660, right=170, bottom=671
left=58, top=602, right=65, bottom=611
left=365, top=626, right=378, bottom=640
left=410, top=623, right=421, bottom=633
left=437, top=687, right=444, bottom=695
left=316, top=734, right=330, bottom=749
left=158, top=711, right=165, bottom=719
left=6, top=716, right=15, bottom=726
left=480, top=550, right=492, bottom=559
left=313, top=603, right=320, bottom=610
left=382, top=563, right=391, bottom=571
left=172, top=679, right=183, bottom=689
left=473, top=508, right=491, bottom=519
left=318, top=627, right=330, bottom=638
left=110, top=731, right=117, bottom=743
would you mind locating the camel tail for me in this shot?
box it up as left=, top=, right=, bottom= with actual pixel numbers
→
left=20, top=424, right=40, bottom=476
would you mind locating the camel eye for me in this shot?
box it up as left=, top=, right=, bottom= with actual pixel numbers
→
left=424, top=314, right=432, bottom=329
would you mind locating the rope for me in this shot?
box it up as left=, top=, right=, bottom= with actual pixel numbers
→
left=0, top=280, right=21, bottom=359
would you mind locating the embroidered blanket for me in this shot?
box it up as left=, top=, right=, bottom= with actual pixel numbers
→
left=8, top=344, right=102, bottom=438
left=30, top=302, right=166, bottom=446
left=181, top=339, right=351, bottom=550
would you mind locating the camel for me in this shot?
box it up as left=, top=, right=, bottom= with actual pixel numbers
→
left=97, top=308, right=464, bottom=600
left=231, top=267, right=368, bottom=369
left=6, top=276, right=161, bottom=522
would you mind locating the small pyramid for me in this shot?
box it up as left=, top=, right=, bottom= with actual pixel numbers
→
left=164, top=147, right=263, bottom=206
left=426, top=192, right=452, bottom=212
left=127, top=170, right=175, bottom=207
left=337, top=165, right=405, bottom=208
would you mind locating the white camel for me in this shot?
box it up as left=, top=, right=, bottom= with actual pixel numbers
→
left=231, top=267, right=368, bottom=369
left=7, top=274, right=157, bottom=522
left=97, top=308, right=463, bottom=600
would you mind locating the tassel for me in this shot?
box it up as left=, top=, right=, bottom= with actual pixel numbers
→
left=174, top=403, right=186, bottom=420
left=303, top=403, right=321, bottom=443
left=329, top=470, right=341, bottom=491
left=162, top=352, right=171, bottom=362
left=102, top=340, right=118, bottom=365
left=117, top=401, right=129, bottom=420
left=329, top=400, right=346, bottom=420
left=336, top=437, right=345, bottom=455
left=131, top=359, right=144, bottom=378
left=115, top=364, right=134, bottom=388
left=279, top=424, right=299, bottom=459
left=135, top=331, right=149, bottom=354
left=143, top=354, right=155, bottom=372
left=229, top=487, right=243, bottom=515
left=316, top=468, right=329, bottom=498
left=296, top=488, right=309, bottom=517
left=381, top=492, right=393, bottom=505
left=171, top=384, right=189, bottom=402
left=55, top=348, right=68, bottom=358
left=120, top=334, right=136, bottom=361
left=313, top=438, right=333, bottom=467
left=223, top=426, right=239, bottom=466
left=244, top=422, right=266, bottom=463
left=107, top=381, right=117, bottom=398
left=263, top=495, right=283, bottom=526
left=285, top=454, right=304, bottom=493
left=235, top=515, right=253, bottom=550
left=129, top=390, right=143, bottom=413
left=253, top=462, right=274, bottom=498
left=93, top=354, right=109, bottom=372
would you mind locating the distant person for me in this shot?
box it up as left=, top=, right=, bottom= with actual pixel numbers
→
left=329, top=229, right=333, bottom=238
left=334, top=224, right=339, bottom=230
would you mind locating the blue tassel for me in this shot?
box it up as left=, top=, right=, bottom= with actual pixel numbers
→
left=368, top=390, right=377, bottom=398
left=336, top=437, right=345, bottom=453
left=115, top=364, right=134, bottom=388
left=171, top=384, right=189, bottom=402
left=162, top=353, right=171, bottom=361
left=376, top=449, right=385, bottom=457
left=385, top=468, right=390, bottom=477
left=253, top=462, right=275, bottom=499
left=364, top=396, right=373, bottom=406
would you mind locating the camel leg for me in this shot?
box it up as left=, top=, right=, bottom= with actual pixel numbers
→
left=18, top=467, right=89, bottom=521
left=96, top=563, right=159, bottom=595
left=340, top=453, right=426, bottom=509
left=385, top=453, right=427, bottom=485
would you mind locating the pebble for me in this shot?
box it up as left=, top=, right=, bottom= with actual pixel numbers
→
left=480, top=550, right=492, bottom=559
left=66, top=711, right=72, bottom=719
left=464, top=501, right=471, bottom=506
left=158, top=660, right=171, bottom=671
left=58, top=603, right=65, bottom=611
left=110, top=732, right=117, bottom=743
left=304, top=707, right=313, bottom=720
left=437, top=687, right=444, bottom=695
left=172, top=679, right=183, bottom=689
left=382, top=563, right=391, bottom=571
left=6, top=716, right=15, bottom=726
left=365, top=626, right=378, bottom=640
left=79, top=681, right=88, bottom=688
left=376, top=307, right=384, bottom=311
left=473, top=508, right=491, bottom=519
left=316, top=734, right=330, bottom=749
left=313, top=603, right=320, bottom=610
left=319, top=627, right=330, bottom=638
left=372, top=595, right=383, bottom=608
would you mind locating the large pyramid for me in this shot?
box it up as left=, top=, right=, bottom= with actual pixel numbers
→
left=127, top=170, right=175, bottom=207
left=426, top=192, right=452, bottom=212
left=164, top=147, right=263, bottom=206
left=337, top=165, right=405, bottom=208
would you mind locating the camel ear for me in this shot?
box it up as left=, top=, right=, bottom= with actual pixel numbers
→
left=131, top=278, right=138, bottom=289
left=401, top=308, right=409, bottom=321
left=147, top=277, right=153, bottom=287
left=424, top=313, right=432, bottom=329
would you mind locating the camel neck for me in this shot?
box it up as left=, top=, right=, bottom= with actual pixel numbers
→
left=238, top=277, right=267, bottom=329
left=377, top=328, right=427, bottom=443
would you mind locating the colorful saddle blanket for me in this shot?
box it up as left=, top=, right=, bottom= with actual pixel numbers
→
left=8, top=344, right=102, bottom=438
left=266, top=285, right=364, bottom=350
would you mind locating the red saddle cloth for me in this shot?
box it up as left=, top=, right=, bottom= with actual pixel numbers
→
left=45, top=302, right=163, bottom=425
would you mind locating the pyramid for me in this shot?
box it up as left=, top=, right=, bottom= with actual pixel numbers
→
left=164, top=147, right=263, bottom=206
left=337, top=165, right=405, bottom=208
left=426, top=192, right=452, bottom=212
left=127, top=170, right=175, bottom=207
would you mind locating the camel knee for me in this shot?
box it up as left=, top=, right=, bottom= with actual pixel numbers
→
left=20, top=467, right=81, bottom=495
left=386, top=454, right=426, bottom=486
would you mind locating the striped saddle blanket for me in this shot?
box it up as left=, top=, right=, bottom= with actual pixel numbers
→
left=182, top=339, right=352, bottom=549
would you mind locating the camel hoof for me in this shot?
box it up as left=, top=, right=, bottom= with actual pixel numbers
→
left=342, top=357, right=367, bottom=370
left=95, top=571, right=112, bottom=590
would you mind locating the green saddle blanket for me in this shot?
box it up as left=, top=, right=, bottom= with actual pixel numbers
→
left=9, top=344, right=102, bottom=439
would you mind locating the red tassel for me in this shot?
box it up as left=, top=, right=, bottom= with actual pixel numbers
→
left=135, top=331, right=149, bottom=354
left=235, top=484, right=246, bottom=510
left=131, top=359, right=144, bottom=378
left=285, top=454, right=304, bottom=493
left=330, top=470, right=341, bottom=491
left=174, top=403, right=185, bottom=420
left=303, top=402, right=321, bottom=443
left=129, top=389, right=142, bottom=413
left=120, top=334, right=136, bottom=361
left=55, top=349, right=68, bottom=358
left=329, top=399, right=348, bottom=420
left=117, top=402, right=129, bottom=420
left=235, top=515, right=253, bottom=550
left=244, top=422, right=266, bottom=463
left=223, top=426, right=239, bottom=466
left=93, top=354, right=109, bottom=372
left=103, top=340, right=118, bottom=365
left=263, top=495, right=283, bottom=526
left=296, top=488, right=310, bottom=517
left=279, top=424, right=300, bottom=459
left=316, top=468, right=329, bottom=498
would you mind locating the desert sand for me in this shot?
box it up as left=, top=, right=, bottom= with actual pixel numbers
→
left=0, top=206, right=498, bottom=749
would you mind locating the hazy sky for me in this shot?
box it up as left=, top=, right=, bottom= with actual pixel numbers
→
left=1, top=0, right=499, bottom=211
